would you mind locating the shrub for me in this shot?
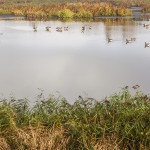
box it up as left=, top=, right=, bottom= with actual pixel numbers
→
left=57, top=9, right=74, bottom=18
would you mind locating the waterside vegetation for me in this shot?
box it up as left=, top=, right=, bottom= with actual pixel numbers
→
left=0, top=87, right=150, bottom=149
left=0, top=2, right=132, bottom=19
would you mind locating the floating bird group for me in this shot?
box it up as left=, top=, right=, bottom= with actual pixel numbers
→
left=33, top=26, right=70, bottom=32
left=31, top=25, right=149, bottom=48
left=108, top=37, right=149, bottom=48
left=126, top=38, right=136, bottom=44
left=81, top=25, right=92, bottom=33
left=107, top=37, right=137, bottom=44
left=32, top=25, right=93, bottom=33
left=56, top=27, right=62, bottom=32
left=64, top=27, right=69, bottom=31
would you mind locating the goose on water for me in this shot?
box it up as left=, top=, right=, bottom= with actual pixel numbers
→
left=145, top=42, right=150, bottom=48
left=33, top=25, right=37, bottom=32
left=56, top=27, right=62, bottom=32
left=33, top=28, right=37, bottom=32
left=108, top=38, right=113, bottom=42
left=64, top=27, right=69, bottom=31
left=81, top=26, right=85, bottom=33
left=82, top=26, right=85, bottom=30
left=126, top=39, right=132, bottom=44
left=143, top=24, right=150, bottom=28
left=46, top=26, right=51, bottom=31
left=89, top=26, right=92, bottom=30
left=131, top=38, right=136, bottom=41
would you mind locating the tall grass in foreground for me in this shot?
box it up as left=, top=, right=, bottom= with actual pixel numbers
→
left=0, top=87, right=150, bottom=149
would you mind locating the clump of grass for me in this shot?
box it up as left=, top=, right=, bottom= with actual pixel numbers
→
left=57, top=9, right=74, bottom=18
left=0, top=87, right=150, bottom=149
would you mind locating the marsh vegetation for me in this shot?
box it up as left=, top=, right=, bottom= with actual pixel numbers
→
left=0, top=88, right=149, bottom=149
left=0, top=2, right=132, bottom=19
left=0, top=0, right=150, bottom=19
left=0, top=1, right=150, bottom=149
left=0, top=0, right=149, bottom=20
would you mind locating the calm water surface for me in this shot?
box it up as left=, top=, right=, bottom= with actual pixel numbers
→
left=0, top=18, right=150, bottom=102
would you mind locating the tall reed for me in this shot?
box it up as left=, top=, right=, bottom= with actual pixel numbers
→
left=0, top=87, right=149, bottom=149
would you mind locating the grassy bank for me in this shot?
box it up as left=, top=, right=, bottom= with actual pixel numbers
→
left=0, top=2, right=132, bottom=19
left=0, top=87, right=149, bottom=149
left=0, top=0, right=150, bottom=12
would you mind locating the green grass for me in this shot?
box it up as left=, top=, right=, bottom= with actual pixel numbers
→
left=0, top=87, right=149, bottom=149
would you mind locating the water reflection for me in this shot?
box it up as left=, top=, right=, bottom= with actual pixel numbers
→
left=0, top=18, right=150, bottom=102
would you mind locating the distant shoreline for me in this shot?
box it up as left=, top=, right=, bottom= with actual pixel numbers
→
left=0, top=4, right=149, bottom=21
left=0, top=2, right=133, bottom=19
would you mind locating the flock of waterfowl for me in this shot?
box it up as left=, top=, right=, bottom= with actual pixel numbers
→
left=108, top=37, right=138, bottom=44
left=108, top=23, right=150, bottom=48
left=32, top=23, right=149, bottom=48
left=81, top=25, right=92, bottom=33
left=143, top=23, right=150, bottom=29
left=108, top=37, right=137, bottom=44
left=33, top=25, right=69, bottom=32
left=143, top=23, right=150, bottom=47
left=33, top=24, right=91, bottom=33
left=108, top=37, right=150, bottom=48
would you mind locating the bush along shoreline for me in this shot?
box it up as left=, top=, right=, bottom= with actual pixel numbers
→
left=0, top=2, right=132, bottom=19
left=0, top=87, right=149, bottom=149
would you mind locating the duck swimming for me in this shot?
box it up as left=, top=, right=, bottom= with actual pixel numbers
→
left=108, top=38, right=113, bottom=43
left=33, top=26, right=37, bottom=32
left=143, top=24, right=150, bottom=28
left=64, top=27, right=69, bottom=31
left=126, top=39, right=132, bottom=44
left=131, top=38, right=136, bottom=41
left=145, top=42, right=150, bottom=48
left=46, top=26, right=51, bottom=31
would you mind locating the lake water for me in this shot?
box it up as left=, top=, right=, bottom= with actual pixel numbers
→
left=0, top=18, right=150, bottom=102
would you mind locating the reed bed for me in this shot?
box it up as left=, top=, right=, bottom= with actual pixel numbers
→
left=0, top=2, right=132, bottom=18
left=0, top=87, right=149, bottom=149
left=0, top=0, right=150, bottom=13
